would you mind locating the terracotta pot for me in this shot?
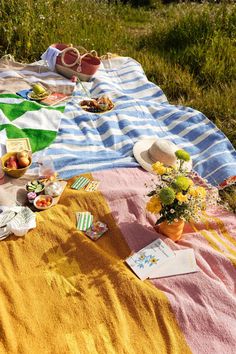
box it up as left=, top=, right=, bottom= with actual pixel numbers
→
left=156, top=219, right=185, bottom=242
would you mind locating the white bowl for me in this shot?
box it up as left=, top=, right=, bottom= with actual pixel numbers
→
left=33, top=195, right=53, bottom=210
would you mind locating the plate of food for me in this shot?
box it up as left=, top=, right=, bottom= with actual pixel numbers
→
left=28, top=83, right=51, bottom=101
left=80, top=95, right=114, bottom=113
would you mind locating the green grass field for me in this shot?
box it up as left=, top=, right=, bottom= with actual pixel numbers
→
left=1, top=0, right=236, bottom=146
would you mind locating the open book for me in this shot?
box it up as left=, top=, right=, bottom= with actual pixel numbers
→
left=125, top=239, right=198, bottom=280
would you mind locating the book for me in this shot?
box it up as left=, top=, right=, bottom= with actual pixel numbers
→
left=125, top=239, right=175, bottom=280
left=40, top=92, right=70, bottom=106
left=148, top=248, right=198, bottom=279
left=16, top=89, right=70, bottom=106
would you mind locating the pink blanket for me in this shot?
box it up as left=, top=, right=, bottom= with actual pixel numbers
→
left=0, top=167, right=235, bottom=353
left=94, top=167, right=236, bottom=354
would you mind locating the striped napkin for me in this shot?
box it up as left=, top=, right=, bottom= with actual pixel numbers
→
left=71, top=177, right=90, bottom=190
left=76, top=212, right=93, bottom=231
left=84, top=181, right=100, bottom=192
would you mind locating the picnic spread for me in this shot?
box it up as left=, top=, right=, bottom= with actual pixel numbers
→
left=0, top=46, right=236, bottom=353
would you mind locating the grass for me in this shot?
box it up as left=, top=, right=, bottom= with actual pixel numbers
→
left=0, top=0, right=235, bottom=148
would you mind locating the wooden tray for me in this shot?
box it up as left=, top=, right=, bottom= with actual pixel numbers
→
left=27, top=180, right=67, bottom=212
left=6, top=138, right=32, bottom=153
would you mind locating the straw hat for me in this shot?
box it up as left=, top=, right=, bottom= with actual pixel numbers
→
left=133, top=138, right=192, bottom=173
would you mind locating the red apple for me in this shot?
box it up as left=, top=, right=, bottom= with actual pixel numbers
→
left=5, top=156, right=18, bottom=169
left=17, top=150, right=29, bottom=160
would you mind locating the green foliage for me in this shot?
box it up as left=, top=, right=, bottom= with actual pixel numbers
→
left=139, top=2, right=236, bottom=87
left=219, top=183, right=236, bottom=213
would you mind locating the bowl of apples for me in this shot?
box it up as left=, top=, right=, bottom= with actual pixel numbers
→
left=1, top=150, right=32, bottom=178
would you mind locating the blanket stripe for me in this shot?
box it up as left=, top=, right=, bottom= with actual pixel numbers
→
left=192, top=221, right=236, bottom=267
left=0, top=94, right=64, bottom=153
left=36, top=57, right=236, bottom=185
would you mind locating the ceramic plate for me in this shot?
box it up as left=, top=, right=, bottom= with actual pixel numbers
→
left=28, top=90, right=51, bottom=101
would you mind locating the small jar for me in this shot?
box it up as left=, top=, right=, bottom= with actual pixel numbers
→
left=45, top=181, right=62, bottom=197
left=27, top=192, right=37, bottom=204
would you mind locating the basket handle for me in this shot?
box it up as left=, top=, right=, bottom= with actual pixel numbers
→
left=74, top=46, right=98, bottom=58
left=60, top=47, right=81, bottom=68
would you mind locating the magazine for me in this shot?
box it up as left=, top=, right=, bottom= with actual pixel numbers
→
left=16, top=89, right=70, bottom=106
left=40, top=92, right=71, bottom=106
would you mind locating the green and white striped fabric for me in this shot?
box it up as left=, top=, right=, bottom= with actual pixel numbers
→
left=0, top=94, right=65, bottom=153
left=71, top=177, right=90, bottom=190
left=76, top=212, right=93, bottom=231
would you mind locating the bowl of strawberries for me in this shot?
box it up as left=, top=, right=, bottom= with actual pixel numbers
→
left=33, top=195, right=53, bottom=210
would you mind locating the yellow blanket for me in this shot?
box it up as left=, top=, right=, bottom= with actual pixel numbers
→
left=0, top=173, right=191, bottom=354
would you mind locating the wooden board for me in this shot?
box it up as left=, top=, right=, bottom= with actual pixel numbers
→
left=0, top=175, right=67, bottom=210
left=6, top=138, right=32, bottom=153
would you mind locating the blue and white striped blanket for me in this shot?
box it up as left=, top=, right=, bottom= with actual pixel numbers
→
left=36, top=56, right=236, bottom=185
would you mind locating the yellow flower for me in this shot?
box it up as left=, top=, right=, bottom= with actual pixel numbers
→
left=188, top=179, right=194, bottom=186
left=152, top=161, right=168, bottom=175
left=146, top=195, right=162, bottom=214
left=166, top=167, right=173, bottom=174
left=176, top=192, right=188, bottom=203
left=188, top=186, right=198, bottom=197
left=196, top=186, right=207, bottom=198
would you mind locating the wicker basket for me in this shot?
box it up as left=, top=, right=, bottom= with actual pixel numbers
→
left=1, top=152, right=32, bottom=178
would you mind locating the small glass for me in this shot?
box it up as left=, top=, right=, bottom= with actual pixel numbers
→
left=38, top=155, right=55, bottom=178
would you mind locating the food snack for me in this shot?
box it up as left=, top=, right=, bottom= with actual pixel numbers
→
left=26, top=180, right=45, bottom=194
left=1, top=151, right=32, bottom=178
left=4, top=151, right=31, bottom=169
left=80, top=95, right=114, bottom=113
left=27, top=192, right=37, bottom=203
left=33, top=195, right=53, bottom=210
left=45, top=181, right=63, bottom=197
left=28, top=83, right=50, bottom=101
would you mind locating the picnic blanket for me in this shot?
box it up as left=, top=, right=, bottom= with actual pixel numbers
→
left=0, top=167, right=235, bottom=354
left=0, top=94, right=64, bottom=152
left=0, top=56, right=76, bottom=153
left=1, top=55, right=235, bottom=185
left=36, top=56, right=236, bottom=186
left=0, top=55, right=75, bottom=95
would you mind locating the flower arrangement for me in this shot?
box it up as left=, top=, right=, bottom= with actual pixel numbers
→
left=146, top=149, right=219, bottom=226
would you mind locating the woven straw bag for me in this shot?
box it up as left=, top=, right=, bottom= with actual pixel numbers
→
left=52, top=43, right=101, bottom=81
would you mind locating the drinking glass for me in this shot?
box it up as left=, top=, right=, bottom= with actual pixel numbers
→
left=38, top=155, right=55, bottom=178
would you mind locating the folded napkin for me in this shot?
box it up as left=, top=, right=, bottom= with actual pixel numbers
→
left=0, top=206, right=36, bottom=239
